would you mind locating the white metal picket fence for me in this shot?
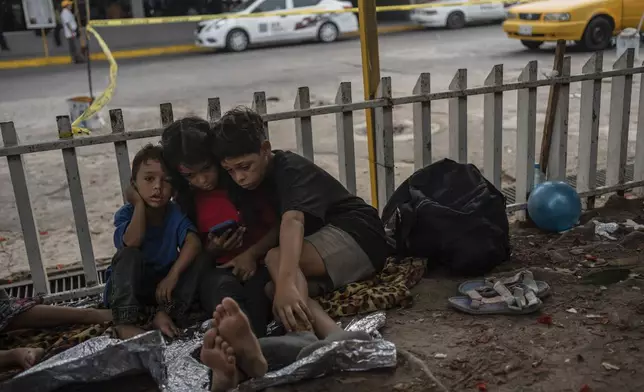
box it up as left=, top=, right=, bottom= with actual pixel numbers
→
left=1, top=49, right=644, bottom=301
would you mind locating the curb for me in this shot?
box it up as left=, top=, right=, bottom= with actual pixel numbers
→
left=0, top=24, right=423, bottom=70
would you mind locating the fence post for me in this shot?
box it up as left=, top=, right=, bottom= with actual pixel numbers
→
left=607, top=49, right=635, bottom=195
left=57, top=116, right=99, bottom=288
left=110, top=109, right=130, bottom=203
left=547, top=56, right=571, bottom=181
left=636, top=62, right=644, bottom=197
left=335, top=82, right=356, bottom=194
left=449, top=69, right=468, bottom=163
left=252, top=92, right=269, bottom=141
left=208, top=98, right=222, bottom=126
left=413, top=73, right=431, bottom=170
left=483, top=64, right=503, bottom=189
left=515, top=61, right=538, bottom=219
left=1, top=122, right=49, bottom=296
left=577, top=52, right=603, bottom=208
left=375, top=77, right=394, bottom=211
left=294, top=87, right=314, bottom=162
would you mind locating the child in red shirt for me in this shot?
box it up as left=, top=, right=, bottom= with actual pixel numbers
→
left=161, top=117, right=277, bottom=338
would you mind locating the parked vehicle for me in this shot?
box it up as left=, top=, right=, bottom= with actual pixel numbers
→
left=503, top=0, right=644, bottom=51
left=409, top=0, right=506, bottom=30
left=195, top=0, right=357, bottom=52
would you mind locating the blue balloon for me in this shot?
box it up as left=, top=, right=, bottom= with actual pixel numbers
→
left=527, top=181, right=582, bottom=232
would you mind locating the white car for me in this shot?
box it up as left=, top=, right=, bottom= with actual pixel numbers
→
left=195, top=0, right=358, bottom=52
left=410, top=0, right=506, bottom=29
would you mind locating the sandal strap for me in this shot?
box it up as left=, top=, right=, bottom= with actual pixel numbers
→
left=467, top=281, right=542, bottom=311
left=479, top=271, right=539, bottom=296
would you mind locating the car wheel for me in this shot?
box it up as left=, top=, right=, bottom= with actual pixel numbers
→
left=226, top=29, right=249, bottom=52
left=318, top=22, right=339, bottom=43
left=446, top=12, right=466, bottom=29
left=580, top=16, right=613, bottom=51
left=521, top=40, right=543, bottom=50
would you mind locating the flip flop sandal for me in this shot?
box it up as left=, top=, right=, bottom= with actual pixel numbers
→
left=458, top=270, right=550, bottom=299
left=448, top=281, right=543, bottom=315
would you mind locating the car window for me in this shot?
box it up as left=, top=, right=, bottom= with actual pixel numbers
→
left=231, top=1, right=253, bottom=12
left=252, top=0, right=287, bottom=13
left=293, top=0, right=321, bottom=8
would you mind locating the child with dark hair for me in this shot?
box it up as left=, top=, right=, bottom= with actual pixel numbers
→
left=109, top=143, right=205, bottom=339
left=213, top=107, right=393, bottom=335
left=160, top=117, right=276, bottom=338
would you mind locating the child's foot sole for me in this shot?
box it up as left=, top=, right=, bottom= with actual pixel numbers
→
left=217, top=297, right=268, bottom=378
left=200, top=328, right=238, bottom=392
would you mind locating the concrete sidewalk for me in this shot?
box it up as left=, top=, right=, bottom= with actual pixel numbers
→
left=0, top=22, right=423, bottom=70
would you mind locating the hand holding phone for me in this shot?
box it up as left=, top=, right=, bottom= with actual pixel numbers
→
left=206, top=220, right=245, bottom=254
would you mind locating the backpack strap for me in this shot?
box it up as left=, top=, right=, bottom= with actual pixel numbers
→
left=394, top=201, right=417, bottom=255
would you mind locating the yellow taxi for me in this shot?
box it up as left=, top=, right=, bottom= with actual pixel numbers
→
left=503, top=0, right=644, bottom=50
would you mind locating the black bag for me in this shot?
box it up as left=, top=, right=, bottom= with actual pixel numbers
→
left=382, top=159, right=510, bottom=276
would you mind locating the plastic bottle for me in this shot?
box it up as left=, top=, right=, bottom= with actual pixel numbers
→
left=533, top=163, right=545, bottom=190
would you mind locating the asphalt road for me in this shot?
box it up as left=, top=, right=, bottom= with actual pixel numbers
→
left=0, top=24, right=573, bottom=107
left=0, top=24, right=640, bottom=274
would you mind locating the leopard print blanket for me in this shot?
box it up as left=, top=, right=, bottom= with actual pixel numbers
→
left=316, top=257, right=427, bottom=318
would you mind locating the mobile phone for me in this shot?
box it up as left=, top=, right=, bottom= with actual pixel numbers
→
left=209, top=220, right=239, bottom=237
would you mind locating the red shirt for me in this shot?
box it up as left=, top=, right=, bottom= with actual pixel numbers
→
left=194, top=189, right=276, bottom=263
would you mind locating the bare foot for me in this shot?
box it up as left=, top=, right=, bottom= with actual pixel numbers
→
left=7, top=347, right=45, bottom=370
left=200, top=328, right=238, bottom=392
left=152, top=311, right=180, bottom=338
left=114, top=324, right=147, bottom=340
left=215, top=297, right=268, bottom=378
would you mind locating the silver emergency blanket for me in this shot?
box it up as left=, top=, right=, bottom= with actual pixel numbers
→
left=235, top=338, right=397, bottom=391
left=1, top=331, right=166, bottom=392
left=1, top=311, right=394, bottom=392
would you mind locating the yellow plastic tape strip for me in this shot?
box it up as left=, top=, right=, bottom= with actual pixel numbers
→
left=70, top=25, right=118, bottom=135
left=90, top=0, right=535, bottom=27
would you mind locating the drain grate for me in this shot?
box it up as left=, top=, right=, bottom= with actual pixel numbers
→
left=1, top=266, right=110, bottom=299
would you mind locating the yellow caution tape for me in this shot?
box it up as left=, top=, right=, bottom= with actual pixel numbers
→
left=90, top=0, right=534, bottom=27
left=70, top=25, right=118, bottom=135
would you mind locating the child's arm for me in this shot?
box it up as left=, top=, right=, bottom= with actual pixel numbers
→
left=273, top=210, right=312, bottom=329
left=156, top=231, right=201, bottom=304
left=121, top=186, right=147, bottom=248
left=243, top=224, right=279, bottom=262
left=219, top=224, right=279, bottom=281
left=276, top=211, right=305, bottom=283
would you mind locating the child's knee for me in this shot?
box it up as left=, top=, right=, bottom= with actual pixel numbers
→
left=264, top=248, right=280, bottom=269
left=264, top=281, right=275, bottom=299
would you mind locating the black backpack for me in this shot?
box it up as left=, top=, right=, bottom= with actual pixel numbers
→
left=381, top=159, right=510, bottom=276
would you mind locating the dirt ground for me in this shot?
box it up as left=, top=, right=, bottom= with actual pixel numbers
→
left=271, top=195, right=644, bottom=392
left=42, top=195, right=644, bottom=392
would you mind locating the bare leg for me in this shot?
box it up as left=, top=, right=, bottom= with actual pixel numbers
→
left=265, top=281, right=340, bottom=340
left=306, top=299, right=342, bottom=339
left=0, top=348, right=45, bottom=370
left=213, top=298, right=268, bottom=378
left=6, top=305, right=112, bottom=331
left=200, top=328, right=239, bottom=392
left=113, top=324, right=147, bottom=340
left=264, top=245, right=340, bottom=338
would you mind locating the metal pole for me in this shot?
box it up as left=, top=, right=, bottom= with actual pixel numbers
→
left=357, top=0, right=381, bottom=209
left=84, top=0, right=94, bottom=100
left=40, top=28, right=50, bottom=58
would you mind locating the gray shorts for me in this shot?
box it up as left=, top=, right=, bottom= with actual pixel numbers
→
left=304, top=225, right=375, bottom=295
